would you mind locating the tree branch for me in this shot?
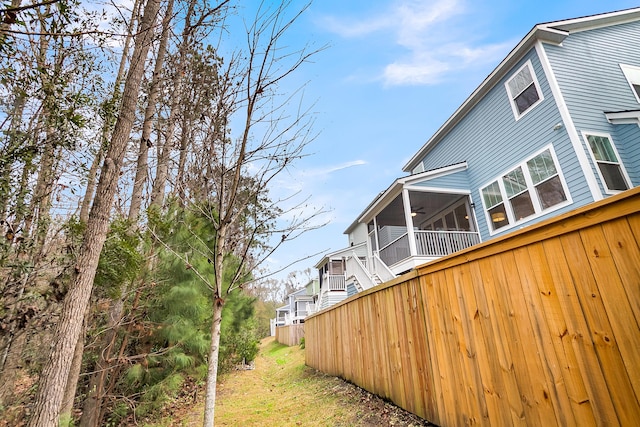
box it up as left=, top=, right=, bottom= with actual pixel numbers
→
left=0, top=0, right=59, bottom=14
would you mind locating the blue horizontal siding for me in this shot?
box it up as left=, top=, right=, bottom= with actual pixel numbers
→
left=346, top=282, right=358, bottom=297
left=412, top=168, right=470, bottom=190
left=613, top=124, right=640, bottom=186
left=545, top=20, right=640, bottom=193
left=416, top=48, right=573, bottom=240
left=409, top=20, right=640, bottom=241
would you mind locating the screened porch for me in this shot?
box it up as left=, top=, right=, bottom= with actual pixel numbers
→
left=368, top=190, right=481, bottom=270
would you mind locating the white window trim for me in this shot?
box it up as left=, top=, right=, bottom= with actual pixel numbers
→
left=479, top=145, right=572, bottom=236
left=505, top=59, right=545, bottom=121
left=620, top=63, right=640, bottom=104
left=581, top=131, right=632, bottom=195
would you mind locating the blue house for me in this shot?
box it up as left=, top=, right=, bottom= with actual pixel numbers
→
left=314, top=7, right=640, bottom=309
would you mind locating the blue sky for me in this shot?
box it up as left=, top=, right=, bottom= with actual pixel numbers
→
left=232, top=0, right=640, bottom=284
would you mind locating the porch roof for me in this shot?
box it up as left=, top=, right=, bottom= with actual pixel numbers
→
left=276, top=304, right=290, bottom=313
left=344, top=162, right=468, bottom=234
left=604, top=110, right=640, bottom=125
left=314, top=242, right=367, bottom=269
left=287, top=288, right=308, bottom=298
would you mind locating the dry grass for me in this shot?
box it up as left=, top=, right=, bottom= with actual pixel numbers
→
left=153, top=336, right=434, bottom=426
left=214, top=337, right=357, bottom=426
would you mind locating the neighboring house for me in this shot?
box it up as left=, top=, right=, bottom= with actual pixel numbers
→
left=313, top=242, right=391, bottom=311
left=314, top=7, right=640, bottom=311
left=271, top=279, right=319, bottom=335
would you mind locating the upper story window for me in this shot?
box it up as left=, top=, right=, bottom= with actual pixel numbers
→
left=505, top=60, right=544, bottom=120
left=583, top=132, right=630, bottom=193
left=481, top=146, right=569, bottom=233
left=620, top=64, right=640, bottom=103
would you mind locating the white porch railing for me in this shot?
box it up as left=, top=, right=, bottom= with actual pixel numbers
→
left=414, top=230, right=481, bottom=256
left=379, top=230, right=481, bottom=266
left=324, top=274, right=346, bottom=291
left=379, top=233, right=410, bottom=266
left=345, top=254, right=377, bottom=290
left=371, top=253, right=395, bottom=282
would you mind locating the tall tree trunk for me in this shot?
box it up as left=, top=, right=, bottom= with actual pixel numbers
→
left=203, top=221, right=228, bottom=427
left=203, top=300, right=224, bottom=427
left=173, top=103, right=193, bottom=204
left=79, top=0, right=140, bottom=223
left=77, top=5, right=176, bottom=422
left=27, top=134, right=57, bottom=249
left=0, top=89, right=26, bottom=224
left=129, top=0, right=173, bottom=221
left=59, top=315, right=87, bottom=425
left=79, top=299, right=124, bottom=427
left=26, top=0, right=161, bottom=424
left=78, top=5, right=175, bottom=423
left=79, top=148, right=104, bottom=224
left=149, top=0, right=198, bottom=209
left=148, top=123, right=174, bottom=208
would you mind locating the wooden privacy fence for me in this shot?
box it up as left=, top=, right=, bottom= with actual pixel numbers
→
left=305, top=187, right=640, bottom=427
left=275, top=324, right=304, bottom=346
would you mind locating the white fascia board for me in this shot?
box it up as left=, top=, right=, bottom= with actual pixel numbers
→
left=402, top=27, right=568, bottom=173
left=314, top=244, right=365, bottom=269
left=545, top=7, right=640, bottom=33
left=403, top=7, right=640, bottom=174
left=403, top=185, right=471, bottom=195
left=605, top=110, right=640, bottom=125
left=402, top=162, right=468, bottom=186
left=350, top=162, right=469, bottom=229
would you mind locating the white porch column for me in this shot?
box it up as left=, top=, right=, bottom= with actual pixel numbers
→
left=372, top=216, right=380, bottom=257
left=402, top=188, right=418, bottom=256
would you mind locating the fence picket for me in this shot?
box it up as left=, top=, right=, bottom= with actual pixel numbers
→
left=303, top=188, right=640, bottom=426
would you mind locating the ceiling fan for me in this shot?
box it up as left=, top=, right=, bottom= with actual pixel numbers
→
left=410, top=206, right=425, bottom=216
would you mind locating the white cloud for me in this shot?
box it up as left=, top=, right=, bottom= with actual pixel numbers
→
left=301, top=160, right=367, bottom=177
left=383, top=56, right=450, bottom=85
left=321, top=0, right=512, bottom=86
left=321, top=14, right=392, bottom=37
left=264, top=159, right=367, bottom=230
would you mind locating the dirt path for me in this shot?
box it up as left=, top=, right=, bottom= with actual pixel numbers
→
left=202, top=337, right=434, bottom=426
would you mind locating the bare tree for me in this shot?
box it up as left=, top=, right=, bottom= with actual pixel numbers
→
left=150, top=2, right=326, bottom=424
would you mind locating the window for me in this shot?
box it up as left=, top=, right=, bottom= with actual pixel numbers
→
left=505, top=60, right=544, bottom=119
left=503, top=167, right=535, bottom=220
left=481, top=147, right=569, bottom=232
left=526, top=149, right=567, bottom=209
left=583, top=133, right=630, bottom=193
left=620, top=64, right=640, bottom=103
left=482, top=181, right=509, bottom=230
